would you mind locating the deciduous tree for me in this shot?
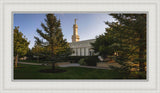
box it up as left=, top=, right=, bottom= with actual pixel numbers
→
left=14, top=26, right=29, bottom=67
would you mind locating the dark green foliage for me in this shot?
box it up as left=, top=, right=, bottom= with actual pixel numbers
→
left=91, top=34, right=114, bottom=58
left=128, top=72, right=146, bottom=79
left=109, top=14, right=146, bottom=72
left=66, top=56, right=88, bottom=63
left=92, top=14, right=146, bottom=72
left=109, top=63, right=131, bottom=74
left=85, top=56, right=100, bottom=66
left=85, top=56, right=99, bottom=66
left=34, top=14, right=71, bottom=58
left=34, top=14, right=72, bottom=70
left=78, top=58, right=86, bottom=65
left=67, top=56, right=99, bottom=64
left=26, top=49, right=34, bottom=60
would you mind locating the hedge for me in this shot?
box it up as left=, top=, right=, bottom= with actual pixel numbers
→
left=85, top=56, right=100, bottom=66
left=67, top=56, right=100, bottom=66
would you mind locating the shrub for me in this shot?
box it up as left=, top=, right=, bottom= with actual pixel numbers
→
left=66, top=56, right=99, bottom=65
left=109, top=65, right=131, bottom=74
left=136, top=72, right=146, bottom=79
left=85, top=56, right=99, bottom=66
left=78, top=58, right=86, bottom=65
left=67, top=56, right=88, bottom=63
left=128, top=71, right=146, bottom=79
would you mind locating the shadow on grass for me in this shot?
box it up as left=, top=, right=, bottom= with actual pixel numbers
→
left=39, top=69, right=66, bottom=73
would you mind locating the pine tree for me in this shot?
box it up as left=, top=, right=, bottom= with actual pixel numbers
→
left=35, top=14, right=71, bottom=70
left=110, top=14, right=146, bottom=71
left=105, top=14, right=146, bottom=72
left=92, top=14, right=146, bottom=72
left=14, top=26, right=30, bottom=67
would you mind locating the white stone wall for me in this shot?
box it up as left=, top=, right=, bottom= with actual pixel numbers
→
left=69, top=39, right=96, bottom=56
left=85, top=48, right=89, bottom=56
left=77, top=48, right=80, bottom=56
left=81, top=48, right=84, bottom=56
left=70, top=47, right=94, bottom=56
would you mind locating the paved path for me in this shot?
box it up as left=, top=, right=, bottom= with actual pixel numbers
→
left=80, top=65, right=110, bottom=70
left=58, top=63, right=80, bottom=67
left=18, top=62, right=42, bottom=65
left=19, top=62, right=110, bottom=69
left=58, top=63, right=110, bottom=69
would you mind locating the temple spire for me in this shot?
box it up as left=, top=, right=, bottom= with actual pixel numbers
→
left=72, top=18, right=80, bottom=42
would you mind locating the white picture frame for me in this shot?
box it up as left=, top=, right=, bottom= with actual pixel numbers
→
left=0, top=0, right=160, bottom=93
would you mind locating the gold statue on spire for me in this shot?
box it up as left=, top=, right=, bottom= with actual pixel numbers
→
left=75, top=18, right=77, bottom=24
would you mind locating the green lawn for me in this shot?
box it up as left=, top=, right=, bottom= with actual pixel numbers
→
left=20, top=60, right=43, bottom=63
left=14, top=64, right=146, bottom=79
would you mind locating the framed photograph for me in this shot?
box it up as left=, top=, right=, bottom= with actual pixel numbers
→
left=0, top=0, right=160, bottom=93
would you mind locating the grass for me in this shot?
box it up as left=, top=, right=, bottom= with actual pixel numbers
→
left=20, top=60, right=43, bottom=63
left=14, top=64, right=146, bottom=79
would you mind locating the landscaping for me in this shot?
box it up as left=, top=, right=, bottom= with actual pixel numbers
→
left=13, top=14, right=147, bottom=80
left=14, top=64, right=146, bottom=79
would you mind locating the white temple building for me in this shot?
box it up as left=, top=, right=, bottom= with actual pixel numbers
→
left=69, top=19, right=96, bottom=56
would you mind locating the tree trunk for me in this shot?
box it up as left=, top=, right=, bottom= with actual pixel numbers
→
left=51, top=45, right=55, bottom=71
left=15, top=54, right=18, bottom=67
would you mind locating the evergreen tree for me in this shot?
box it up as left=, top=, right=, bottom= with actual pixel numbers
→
left=32, top=37, right=44, bottom=56
left=91, top=33, right=114, bottom=58
left=110, top=14, right=146, bottom=72
left=92, top=14, right=146, bottom=72
left=26, top=48, right=34, bottom=60
left=14, top=26, right=30, bottom=67
left=35, top=14, right=71, bottom=70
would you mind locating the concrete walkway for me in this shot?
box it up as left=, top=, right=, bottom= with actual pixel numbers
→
left=58, top=63, right=80, bottom=67
left=79, top=65, right=110, bottom=70
left=18, top=62, right=110, bottom=70
left=18, top=62, right=42, bottom=65
left=58, top=63, right=110, bottom=69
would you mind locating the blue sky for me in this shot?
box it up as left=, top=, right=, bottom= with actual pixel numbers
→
left=14, top=13, right=115, bottom=49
